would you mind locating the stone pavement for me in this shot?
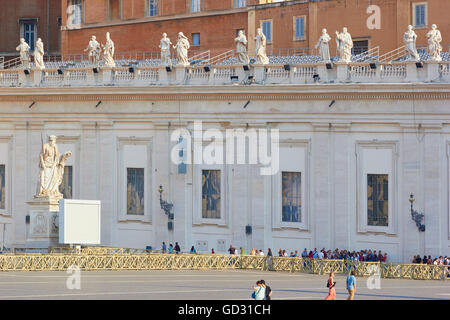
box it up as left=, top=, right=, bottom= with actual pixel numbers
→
left=0, top=269, right=448, bottom=300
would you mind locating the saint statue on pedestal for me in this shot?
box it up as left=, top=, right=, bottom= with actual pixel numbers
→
left=235, top=30, right=249, bottom=65
left=403, top=25, right=420, bottom=61
left=160, top=33, right=173, bottom=67
left=16, top=38, right=30, bottom=69
left=35, top=135, right=72, bottom=201
left=174, top=32, right=190, bottom=66
left=335, top=27, right=353, bottom=63
left=315, top=28, right=331, bottom=63
left=34, top=38, right=45, bottom=70
left=255, top=28, right=269, bottom=65
left=426, top=24, right=442, bottom=62
left=102, top=32, right=116, bottom=68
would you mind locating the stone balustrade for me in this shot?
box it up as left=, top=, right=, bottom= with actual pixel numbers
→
left=1, top=61, right=449, bottom=88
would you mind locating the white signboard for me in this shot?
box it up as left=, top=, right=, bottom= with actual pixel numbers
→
left=59, top=199, right=101, bottom=244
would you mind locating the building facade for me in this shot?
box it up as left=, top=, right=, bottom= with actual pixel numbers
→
left=60, top=0, right=450, bottom=58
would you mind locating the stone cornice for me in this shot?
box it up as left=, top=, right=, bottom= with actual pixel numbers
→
left=0, top=83, right=448, bottom=102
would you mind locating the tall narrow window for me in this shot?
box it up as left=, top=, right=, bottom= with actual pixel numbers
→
left=24, top=23, right=35, bottom=51
left=261, top=20, right=272, bottom=43
left=0, top=165, right=5, bottom=210
left=282, top=172, right=301, bottom=222
left=69, top=0, right=83, bottom=25
left=148, top=0, right=158, bottom=17
left=59, top=166, right=73, bottom=199
left=191, top=0, right=201, bottom=13
left=127, top=168, right=144, bottom=215
left=295, top=17, right=305, bottom=40
left=109, top=0, right=122, bottom=20
left=192, top=33, right=200, bottom=46
left=367, top=174, right=388, bottom=226
left=414, top=3, right=427, bottom=27
left=202, top=170, right=220, bottom=219
left=234, top=0, right=246, bottom=8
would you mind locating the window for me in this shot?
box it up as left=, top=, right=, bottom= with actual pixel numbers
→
left=192, top=33, right=200, bottom=46
left=127, top=168, right=144, bottom=215
left=413, top=3, right=427, bottom=28
left=202, top=170, right=221, bottom=219
left=191, top=0, right=201, bottom=13
left=59, top=166, right=73, bottom=199
left=282, top=172, right=301, bottom=223
left=294, top=16, right=305, bottom=40
left=69, top=0, right=83, bottom=25
left=23, top=23, right=36, bottom=51
left=352, top=40, right=369, bottom=56
left=148, top=0, right=158, bottom=16
left=261, top=20, right=272, bottom=43
left=109, top=0, right=122, bottom=20
left=234, top=0, right=246, bottom=8
left=0, top=165, right=5, bottom=210
left=367, top=174, right=388, bottom=226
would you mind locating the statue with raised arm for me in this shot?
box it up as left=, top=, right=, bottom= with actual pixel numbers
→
left=235, top=30, right=249, bottom=65
left=159, top=33, right=173, bottom=67
left=403, top=25, right=420, bottom=61
left=173, top=32, right=190, bottom=66
left=34, top=38, right=45, bottom=70
left=102, top=32, right=116, bottom=67
left=315, top=28, right=331, bottom=62
left=426, top=24, right=442, bottom=62
left=84, top=35, right=101, bottom=66
left=255, top=28, right=269, bottom=65
left=16, top=38, right=30, bottom=69
left=335, top=27, right=353, bottom=63
left=35, top=135, right=72, bottom=201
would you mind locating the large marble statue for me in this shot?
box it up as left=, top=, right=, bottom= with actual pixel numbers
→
left=34, top=38, right=45, bottom=70
left=255, top=28, right=269, bottom=65
left=403, top=25, right=420, bottom=61
left=84, top=35, right=101, bottom=66
left=335, top=27, right=353, bottom=63
left=159, top=33, right=173, bottom=67
left=16, top=38, right=31, bottom=69
left=35, top=135, right=72, bottom=201
left=102, top=32, right=116, bottom=67
left=315, top=28, right=331, bottom=62
left=426, top=24, right=442, bottom=62
left=235, top=30, right=249, bottom=65
left=173, top=32, right=190, bottom=66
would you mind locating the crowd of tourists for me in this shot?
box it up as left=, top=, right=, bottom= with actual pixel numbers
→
left=412, top=255, right=449, bottom=265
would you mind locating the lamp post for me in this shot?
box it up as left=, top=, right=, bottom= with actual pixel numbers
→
left=159, top=185, right=174, bottom=220
left=409, top=194, right=425, bottom=232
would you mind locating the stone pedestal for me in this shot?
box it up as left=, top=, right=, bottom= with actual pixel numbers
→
left=26, top=198, right=60, bottom=249
left=175, top=65, right=187, bottom=84
left=405, top=61, right=419, bottom=82
left=158, top=66, right=169, bottom=85
left=335, top=62, right=349, bottom=82
left=102, top=67, right=113, bottom=85
left=33, top=70, right=43, bottom=86
left=425, top=61, right=440, bottom=82
left=253, top=64, right=266, bottom=83
left=317, top=63, right=330, bottom=83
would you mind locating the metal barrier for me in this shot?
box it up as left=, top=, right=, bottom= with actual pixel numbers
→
left=0, top=253, right=447, bottom=280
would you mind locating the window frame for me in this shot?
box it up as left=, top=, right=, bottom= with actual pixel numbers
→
left=367, top=173, right=389, bottom=227
left=233, top=0, right=247, bottom=8
left=192, top=33, right=200, bottom=46
left=260, top=19, right=273, bottom=44
left=412, top=2, right=427, bottom=29
left=108, top=0, right=122, bottom=21
left=67, top=0, right=84, bottom=26
left=190, top=0, right=202, bottom=13
left=19, top=19, right=38, bottom=52
left=147, top=0, right=158, bottom=17
left=126, top=167, right=145, bottom=216
left=293, top=15, right=306, bottom=41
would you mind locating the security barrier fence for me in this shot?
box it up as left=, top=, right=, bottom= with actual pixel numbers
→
left=0, top=252, right=447, bottom=280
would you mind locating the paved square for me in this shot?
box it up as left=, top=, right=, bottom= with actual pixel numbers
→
left=0, top=270, right=448, bottom=300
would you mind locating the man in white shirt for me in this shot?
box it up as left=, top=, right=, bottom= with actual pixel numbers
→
left=318, top=250, right=324, bottom=259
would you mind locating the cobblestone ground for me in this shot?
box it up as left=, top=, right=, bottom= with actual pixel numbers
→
left=0, top=269, right=448, bottom=300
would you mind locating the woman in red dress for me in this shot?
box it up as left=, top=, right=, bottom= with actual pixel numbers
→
left=325, top=272, right=336, bottom=300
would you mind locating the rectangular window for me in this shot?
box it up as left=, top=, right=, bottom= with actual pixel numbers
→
left=24, top=23, right=35, bottom=51
left=202, top=170, right=221, bottom=219
left=295, top=16, right=305, bottom=40
left=148, top=0, right=158, bottom=16
left=282, top=172, right=301, bottom=223
left=59, top=166, right=73, bottom=199
left=192, top=33, right=200, bottom=46
left=70, top=0, right=83, bottom=25
left=109, top=0, right=122, bottom=20
left=367, top=174, right=389, bottom=226
left=0, top=165, right=5, bottom=210
left=414, top=3, right=427, bottom=27
left=352, top=40, right=369, bottom=56
left=234, top=0, right=246, bottom=8
left=127, top=168, right=144, bottom=215
left=261, top=20, right=272, bottom=43
left=191, top=0, right=201, bottom=13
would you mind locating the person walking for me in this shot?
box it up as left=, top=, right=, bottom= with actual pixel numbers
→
left=260, top=280, right=272, bottom=300
left=190, top=246, right=196, bottom=254
left=346, top=271, right=356, bottom=300
left=168, top=243, right=173, bottom=254
left=174, top=242, right=181, bottom=254
left=325, top=272, right=336, bottom=300
left=161, top=242, right=167, bottom=253
left=251, top=281, right=266, bottom=300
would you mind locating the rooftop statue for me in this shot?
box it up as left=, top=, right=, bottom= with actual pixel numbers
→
left=427, top=24, right=442, bottom=62
left=235, top=30, right=249, bottom=65
left=403, top=25, right=420, bottom=61
left=34, top=38, right=45, bottom=71
left=315, top=28, right=332, bottom=63
left=255, top=28, right=269, bottom=65
left=35, top=135, right=72, bottom=201
left=84, top=35, right=101, bottom=66
left=335, top=27, right=353, bottom=63
left=159, top=33, right=173, bottom=67
left=174, top=32, right=190, bottom=66
left=16, top=38, right=31, bottom=69
left=102, top=32, right=116, bottom=68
